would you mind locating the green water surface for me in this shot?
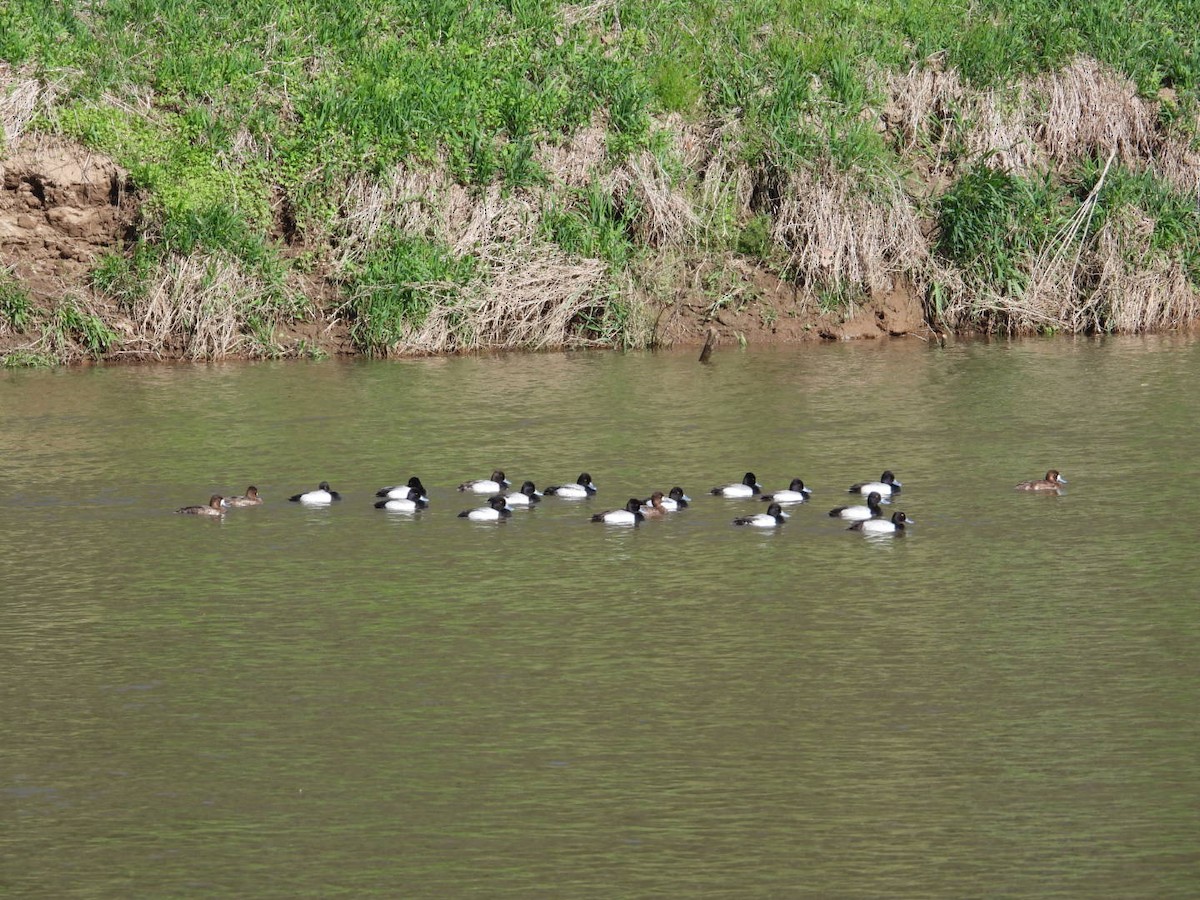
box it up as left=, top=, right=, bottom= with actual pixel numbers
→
left=2, top=337, right=1198, bottom=897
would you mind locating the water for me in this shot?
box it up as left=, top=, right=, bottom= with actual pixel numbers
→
left=2, top=337, right=1198, bottom=897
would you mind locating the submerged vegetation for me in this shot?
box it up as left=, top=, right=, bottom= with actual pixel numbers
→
left=1, top=0, right=1198, bottom=363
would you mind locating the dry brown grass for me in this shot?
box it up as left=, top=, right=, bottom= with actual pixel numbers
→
left=0, top=65, right=48, bottom=145
left=1153, top=127, right=1200, bottom=197
left=1086, top=208, right=1200, bottom=332
left=398, top=245, right=610, bottom=353
left=885, top=63, right=1043, bottom=173
left=611, top=149, right=700, bottom=248
left=536, top=120, right=608, bottom=189
left=884, top=61, right=962, bottom=155
left=771, top=165, right=926, bottom=293
left=1036, top=57, right=1157, bottom=168
left=698, top=119, right=755, bottom=243
left=127, top=254, right=271, bottom=359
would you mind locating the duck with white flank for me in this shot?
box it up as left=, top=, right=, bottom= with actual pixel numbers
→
left=710, top=472, right=762, bottom=498
left=545, top=473, right=597, bottom=498
left=375, top=489, right=429, bottom=512
left=828, top=491, right=887, bottom=521
left=377, top=476, right=429, bottom=501
left=591, top=498, right=645, bottom=525
left=848, top=470, right=901, bottom=497
left=733, top=503, right=788, bottom=527
left=289, top=482, right=341, bottom=504
left=760, top=478, right=812, bottom=503
left=458, top=495, right=512, bottom=521
left=458, top=470, right=510, bottom=494
left=505, top=481, right=542, bottom=506
left=849, top=511, right=912, bottom=534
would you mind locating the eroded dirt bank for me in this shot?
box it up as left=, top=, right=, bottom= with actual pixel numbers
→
left=0, top=140, right=935, bottom=364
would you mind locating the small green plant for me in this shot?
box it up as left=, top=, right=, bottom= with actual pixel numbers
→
left=57, top=301, right=118, bottom=357
left=737, top=214, right=774, bottom=259
left=91, top=245, right=158, bottom=309
left=0, top=268, right=34, bottom=330
left=3, top=350, right=56, bottom=368
left=345, top=232, right=476, bottom=354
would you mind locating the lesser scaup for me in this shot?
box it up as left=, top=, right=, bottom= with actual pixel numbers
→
left=458, top=495, right=512, bottom=521
left=710, top=472, right=762, bottom=498
left=377, top=476, right=429, bottom=501
left=639, top=492, right=669, bottom=518
left=658, top=486, right=691, bottom=510
left=177, top=495, right=226, bottom=516
left=1016, top=470, right=1067, bottom=491
left=289, top=482, right=341, bottom=504
left=849, top=511, right=912, bottom=534
left=224, top=486, right=262, bottom=507
left=848, top=470, right=902, bottom=497
left=761, top=478, right=812, bottom=503
left=828, top=491, right=886, bottom=521
left=374, top=488, right=429, bottom=512
left=591, top=498, right=645, bottom=525
left=458, top=470, right=510, bottom=494
left=545, top=473, right=597, bottom=498
left=733, top=503, right=788, bottom=527
left=505, top=481, right=542, bottom=506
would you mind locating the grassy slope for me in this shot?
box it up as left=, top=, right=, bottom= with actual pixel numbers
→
left=1, top=0, right=1199, bottom=363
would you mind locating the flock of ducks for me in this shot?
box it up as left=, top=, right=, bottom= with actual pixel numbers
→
left=177, top=468, right=1066, bottom=532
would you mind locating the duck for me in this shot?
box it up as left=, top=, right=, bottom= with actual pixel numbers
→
left=1016, top=470, right=1067, bottom=491
left=710, top=472, right=762, bottom=498
left=656, top=486, right=691, bottom=510
left=733, top=503, right=788, bottom=527
left=289, top=481, right=341, bottom=504
left=591, top=498, right=645, bottom=525
left=760, top=478, right=812, bottom=503
left=224, top=486, right=262, bottom=507
left=458, top=470, right=510, bottom=494
left=639, top=492, right=669, bottom=518
left=849, top=511, right=912, bottom=534
left=377, top=476, right=429, bottom=501
left=848, top=470, right=902, bottom=497
left=545, top=473, right=597, bottom=498
left=828, top=491, right=887, bottom=521
left=504, top=481, right=542, bottom=506
left=457, top=494, right=512, bottom=521
left=177, top=495, right=226, bottom=516
left=374, top=488, right=429, bottom=512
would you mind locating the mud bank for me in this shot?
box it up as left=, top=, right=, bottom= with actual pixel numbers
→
left=0, top=140, right=934, bottom=365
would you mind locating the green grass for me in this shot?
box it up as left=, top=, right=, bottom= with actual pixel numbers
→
left=4, top=0, right=1199, bottom=353
left=0, top=268, right=34, bottom=330
left=344, top=232, right=477, bottom=353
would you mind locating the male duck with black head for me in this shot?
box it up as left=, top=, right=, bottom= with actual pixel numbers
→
left=545, top=473, right=597, bottom=498
left=711, top=472, right=762, bottom=498
left=458, top=470, right=510, bottom=494
left=289, top=482, right=341, bottom=504
left=592, top=498, right=644, bottom=525
left=848, top=470, right=901, bottom=498
left=458, top=495, right=512, bottom=521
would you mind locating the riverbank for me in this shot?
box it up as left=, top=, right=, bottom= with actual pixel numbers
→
left=2, top=1, right=1198, bottom=366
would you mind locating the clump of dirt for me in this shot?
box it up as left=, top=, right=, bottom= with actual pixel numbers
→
left=0, top=140, right=136, bottom=300
left=649, top=257, right=932, bottom=349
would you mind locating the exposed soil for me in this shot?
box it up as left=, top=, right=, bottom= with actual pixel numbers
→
left=0, top=141, right=136, bottom=299
left=1, top=141, right=935, bottom=362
